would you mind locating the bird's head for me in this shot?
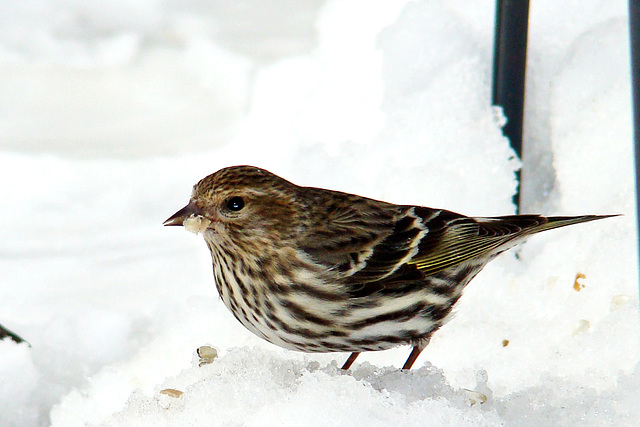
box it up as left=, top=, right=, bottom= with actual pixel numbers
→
left=164, top=166, right=303, bottom=245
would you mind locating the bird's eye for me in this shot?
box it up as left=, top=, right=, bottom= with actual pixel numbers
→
left=226, top=196, right=245, bottom=212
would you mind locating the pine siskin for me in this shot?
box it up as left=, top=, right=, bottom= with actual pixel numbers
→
left=165, top=165, right=614, bottom=370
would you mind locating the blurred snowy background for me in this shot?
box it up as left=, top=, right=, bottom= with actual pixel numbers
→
left=0, top=0, right=638, bottom=425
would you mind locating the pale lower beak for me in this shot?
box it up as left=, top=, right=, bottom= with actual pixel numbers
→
left=164, top=200, right=204, bottom=226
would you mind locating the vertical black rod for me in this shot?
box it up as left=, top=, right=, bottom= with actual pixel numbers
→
left=492, top=0, right=530, bottom=213
left=630, top=0, right=640, bottom=294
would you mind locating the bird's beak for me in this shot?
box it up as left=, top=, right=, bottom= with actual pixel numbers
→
left=164, top=200, right=203, bottom=226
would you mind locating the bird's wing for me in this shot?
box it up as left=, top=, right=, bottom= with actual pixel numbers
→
left=298, top=189, right=608, bottom=287
left=333, top=210, right=551, bottom=300
left=297, top=195, right=402, bottom=277
left=405, top=212, right=545, bottom=276
left=297, top=195, right=457, bottom=282
left=332, top=206, right=520, bottom=284
left=298, top=200, right=518, bottom=283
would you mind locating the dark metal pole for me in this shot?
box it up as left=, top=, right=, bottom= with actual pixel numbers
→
left=492, top=0, right=530, bottom=213
left=630, top=0, right=640, bottom=292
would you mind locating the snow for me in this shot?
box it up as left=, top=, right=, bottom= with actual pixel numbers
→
left=0, top=0, right=637, bottom=426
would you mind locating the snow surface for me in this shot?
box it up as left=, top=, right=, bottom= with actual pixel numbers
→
left=0, top=0, right=638, bottom=425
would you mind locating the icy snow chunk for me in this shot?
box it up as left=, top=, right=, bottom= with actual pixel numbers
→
left=610, top=295, right=632, bottom=312
left=572, top=319, right=591, bottom=336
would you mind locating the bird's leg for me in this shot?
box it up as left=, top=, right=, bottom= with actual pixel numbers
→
left=402, top=345, right=424, bottom=370
left=341, top=352, right=360, bottom=370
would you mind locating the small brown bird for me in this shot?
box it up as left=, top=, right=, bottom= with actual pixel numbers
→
left=165, top=165, right=612, bottom=370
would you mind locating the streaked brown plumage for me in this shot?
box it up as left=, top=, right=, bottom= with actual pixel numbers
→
left=165, top=165, right=614, bottom=370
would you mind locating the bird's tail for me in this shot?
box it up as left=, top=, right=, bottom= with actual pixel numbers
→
left=537, top=214, right=620, bottom=232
